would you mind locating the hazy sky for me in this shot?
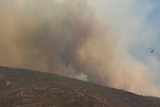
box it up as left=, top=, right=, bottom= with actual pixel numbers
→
left=88, top=0, right=160, bottom=83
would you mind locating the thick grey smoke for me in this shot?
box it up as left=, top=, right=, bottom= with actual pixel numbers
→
left=0, top=0, right=159, bottom=96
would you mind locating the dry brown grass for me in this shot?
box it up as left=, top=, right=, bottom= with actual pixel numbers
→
left=0, top=66, right=160, bottom=107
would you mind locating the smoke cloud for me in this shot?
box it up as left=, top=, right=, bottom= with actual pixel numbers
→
left=0, top=0, right=159, bottom=96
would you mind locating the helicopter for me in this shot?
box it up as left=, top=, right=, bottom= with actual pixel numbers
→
left=149, top=48, right=154, bottom=53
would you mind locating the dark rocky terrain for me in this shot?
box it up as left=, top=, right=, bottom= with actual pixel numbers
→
left=0, top=66, right=160, bottom=107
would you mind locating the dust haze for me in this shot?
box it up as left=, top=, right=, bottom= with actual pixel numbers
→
left=0, top=0, right=159, bottom=96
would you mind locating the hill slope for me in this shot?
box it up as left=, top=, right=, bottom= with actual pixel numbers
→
left=0, top=66, right=160, bottom=107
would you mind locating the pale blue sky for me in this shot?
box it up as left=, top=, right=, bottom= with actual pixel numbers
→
left=88, top=0, right=160, bottom=65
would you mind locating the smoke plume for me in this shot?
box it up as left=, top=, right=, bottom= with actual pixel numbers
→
left=0, top=0, right=159, bottom=96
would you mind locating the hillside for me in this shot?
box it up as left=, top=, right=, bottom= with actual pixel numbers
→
left=0, top=66, right=160, bottom=107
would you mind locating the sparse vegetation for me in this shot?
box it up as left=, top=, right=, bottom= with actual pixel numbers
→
left=0, top=66, right=160, bottom=107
